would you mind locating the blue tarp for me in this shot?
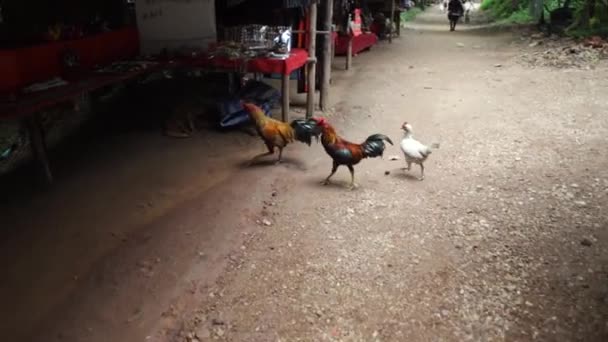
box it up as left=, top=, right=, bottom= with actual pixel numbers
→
left=218, top=80, right=281, bottom=128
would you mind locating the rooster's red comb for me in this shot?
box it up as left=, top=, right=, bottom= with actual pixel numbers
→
left=313, top=117, right=327, bottom=125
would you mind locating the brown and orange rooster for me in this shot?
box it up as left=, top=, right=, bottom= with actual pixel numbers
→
left=311, top=117, right=393, bottom=189
left=243, top=102, right=320, bottom=165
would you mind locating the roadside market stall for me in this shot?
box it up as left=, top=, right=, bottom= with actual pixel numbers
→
left=0, top=0, right=323, bottom=184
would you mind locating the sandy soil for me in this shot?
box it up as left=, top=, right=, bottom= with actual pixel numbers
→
left=2, top=6, right=608, bottom=342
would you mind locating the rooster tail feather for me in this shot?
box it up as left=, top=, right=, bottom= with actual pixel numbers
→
left=290, top=119, right=322, bottom=146
left=362, top=133, right=393, bottom=158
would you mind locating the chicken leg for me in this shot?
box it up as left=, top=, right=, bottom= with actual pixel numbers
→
left=403, top=160, right=412, bottom=172
left=248, top=144, right=275, bottom=166
left=419, top=163, right=425, bottom=181
left=322, top=161, right=339, bottom=185
left=347, top=165, right=357, bottom=190
left=275, top=147, right=284, bottom=164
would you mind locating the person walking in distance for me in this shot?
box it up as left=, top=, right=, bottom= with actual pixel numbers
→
left=447, top=0, right=464, bottom=31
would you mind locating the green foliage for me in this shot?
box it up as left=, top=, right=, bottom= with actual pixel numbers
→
left=567, top=27, right=608, bottom=37
left=480, top=0, right=534, bottom=23
left=480, top=0, right=496, bottom=10
left=400, top=8, right=422, bottom=22
left=481, top=0, right=608, bottom=36
left=504, top=8, right=534, bottom=23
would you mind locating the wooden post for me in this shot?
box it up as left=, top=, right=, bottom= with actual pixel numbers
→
left=281, top=73, right=289, bottom=122
left=26, top=114, right=53, bottom=185
left=306, top=1, right=317, bottom=119
left=389, top=0, right=395, bottom=43
left=331, top=35, right=335, bottom=71
left=395, top=8, right=401, bottom=36
left=320, top=0, right=333, bottom=111
left=346, top=35, right=353, bottom=70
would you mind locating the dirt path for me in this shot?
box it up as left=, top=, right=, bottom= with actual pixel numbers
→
left=2, top=6, right=608, bottom=342
left=156, top=8, right=608, bottom=342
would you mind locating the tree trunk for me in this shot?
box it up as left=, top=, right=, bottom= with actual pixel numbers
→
left=530, top=0, right=544, bottom=22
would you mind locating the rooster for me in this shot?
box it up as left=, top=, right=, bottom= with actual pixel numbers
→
left=310, top=117, right=393, bottom=189
left=400, top=122, right=432, bottom=180
left=242, top=102, right=320, bottom=165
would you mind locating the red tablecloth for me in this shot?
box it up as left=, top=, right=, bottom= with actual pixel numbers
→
left=0, top=49, right=310, bottom=120
left=335, top=33, right=379, bottom=56
left=0, top=28, right=140, bottom=94
left=180, top=48, right=309, bottom=75
left=0, top=67, right=159, bottom=120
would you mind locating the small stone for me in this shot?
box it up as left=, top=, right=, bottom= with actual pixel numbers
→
left=211, top=319, right=225, bottom=325
left=215, top=327, right=225, bottom=337
left=261, top=218, right=272, bottom=226
left=581, top=238, right=593, bottom=247
left=515, top=157, right=522, bottom=161
left=388, top=155, right=401, bottom=161
left=385, top=170, right=390, bottom=175
left=195, top=326, right=211, bottom=339
left=574, top=201, right=587, bottom=207
left=457, top=42, right=465, bottom=47
left=494, top=64, right=502, bottom=67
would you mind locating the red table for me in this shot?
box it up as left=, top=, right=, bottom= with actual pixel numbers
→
left=335, top=33, right=379, bottom=56
left=0, top=66, right=160, bottom=184
left=176, top=48, right=309, bottom=122
left=0, top=49, right=310, bottom=185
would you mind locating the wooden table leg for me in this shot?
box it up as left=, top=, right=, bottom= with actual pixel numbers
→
left=281, top=72, right=289, bottom=122
left=346, top=35, right=353, bottom=70
left=26, top=114, right=53, bottom=184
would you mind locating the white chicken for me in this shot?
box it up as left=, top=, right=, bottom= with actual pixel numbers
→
left=400, top=122, right=432, bottom=180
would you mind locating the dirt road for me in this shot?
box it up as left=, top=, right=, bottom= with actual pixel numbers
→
left=159, top=9, right=608, bottom=342
left=2, top=6, right=608, bottom=342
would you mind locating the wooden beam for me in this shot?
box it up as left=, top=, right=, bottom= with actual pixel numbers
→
left=396, top=9, right=401, bottom=36
left=389, top=0, right=395, bottom=43
left=320, top=0, right=334, bottom=111
left=306, top=1, right=318, bottom=119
